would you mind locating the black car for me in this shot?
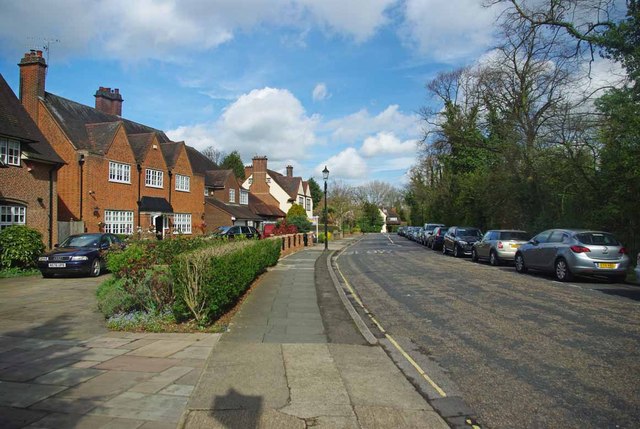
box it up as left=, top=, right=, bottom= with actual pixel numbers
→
left=427, top=226, right=448, bottom=250
left=37, top=233, right=123, bottom=278
left=212, top=225, right=261, bottom=240
left=442, top=226, right=483, bottom=257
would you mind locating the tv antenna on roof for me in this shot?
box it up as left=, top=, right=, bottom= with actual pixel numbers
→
left=26, top=37, right=60, bottom=74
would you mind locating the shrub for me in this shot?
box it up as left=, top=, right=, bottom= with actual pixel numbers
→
left=106, top=309, right=175, bottom=332
left=273, top=221, right=298, bottom=236
left=318, top=232, right=333, bottom=243
left=287, top=203, right=307, bottom=218
left=106, top=243, right=146, bottom=277
left=286, top=215, right=312, bottom=233
left=96, top=277, right=136, bottom=318
left=0, top=226, right=45, bottom=269
left=172, top=239, right=281, bottom=323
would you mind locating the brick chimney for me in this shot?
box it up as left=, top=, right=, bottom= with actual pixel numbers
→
left=18, top=50, right=47, bottom=122
left=286, top=165, right=293, bottom=177
left=94, top=87, right=123, bottom=116
left=250, top=156, right=269, bottom=194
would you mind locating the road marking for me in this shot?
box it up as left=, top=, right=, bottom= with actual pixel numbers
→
left=385, top=233, right=395, bottom=245
left=334, top=257, right=448, bottom=398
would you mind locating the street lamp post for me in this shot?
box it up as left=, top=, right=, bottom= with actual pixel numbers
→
left=322, top=166, right=329, bottom=250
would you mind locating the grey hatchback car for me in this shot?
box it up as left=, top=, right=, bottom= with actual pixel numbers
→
left=514, top=229, right=630, bottom=282
left=472, top=230, right=530, bottom=266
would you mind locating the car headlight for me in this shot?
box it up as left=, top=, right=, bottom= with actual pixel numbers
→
left=38, top=256, right=48, bottom=261
left=70, top=256, right=89, bottom=261
left=458, top=240, right=467, bottom=245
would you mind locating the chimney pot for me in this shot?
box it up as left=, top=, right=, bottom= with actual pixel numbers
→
left=36, top=50, right=43, bottom=57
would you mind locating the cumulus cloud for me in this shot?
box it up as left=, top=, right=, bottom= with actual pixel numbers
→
left=168, top=87, right=319, bottom=163
left=325, top=105, right=421, bottom=143
left=0, top=0, right=395, bottom=61
left=317, top=148, right=368, bottom=179
left=400, top=0, right=502, bottom=63
left=312, top=83, right=329, bottom=101
left=360, top=132, right=417, bottom=157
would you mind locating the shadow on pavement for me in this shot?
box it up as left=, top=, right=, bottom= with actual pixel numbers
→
left=212, top=388, right=263, bottom=429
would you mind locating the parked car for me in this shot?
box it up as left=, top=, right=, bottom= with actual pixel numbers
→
left=37, top=233, right=123, bottom=278
left=514, top=229, right=630, bottom=282
left=422, top=223, right=445, bottom=246
left=442, top=226, right=483, bottom=257
left=636, top=253, right=640, bottom=283
left=212, top=225, right=261, bottom=240
left=427, top=226, right=448, bottom=250
left=472, top=230, right=530, bottom=266
left=397, top=226, right=406, bottom=237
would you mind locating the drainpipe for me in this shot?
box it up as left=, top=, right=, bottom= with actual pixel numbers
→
left=137, top=164, right=142, bottom=227
left=78, top=153, right=85, bottom=223
left=168, top=170, right=173, bottom=204
left=48, top=165, right=56, bottom=248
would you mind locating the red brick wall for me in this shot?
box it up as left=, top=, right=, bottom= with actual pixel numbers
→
left=86, top=126, right=138, bottom=232
left=0, top=158, right=58, bottom=247
left=204, top=202, right=232, bottom=231
left=18, top=51, right=46, bottom=122
left=169, top=145, right=205, bottom=235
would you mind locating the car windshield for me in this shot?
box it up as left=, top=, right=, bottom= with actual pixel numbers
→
left=500, top=231, right=529, bottom=241
left=575, top=232, right=620, bottom=246
left=60, top=234, right=101, bottom=248
left=215, top=226, right=231, bottom=234
left=458, top=229, right=481, bottom=237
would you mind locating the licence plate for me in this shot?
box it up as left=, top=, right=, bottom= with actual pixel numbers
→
left=48, top=263, right=66, bottom=268
left=598, top=263, right=617, bottom=269
left=510, top=244, right=520, bottom=249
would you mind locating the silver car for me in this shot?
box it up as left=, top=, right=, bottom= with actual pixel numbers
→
left=472, top=230, right=530, bottom=266
left=514, top=229, right=630, bottom=282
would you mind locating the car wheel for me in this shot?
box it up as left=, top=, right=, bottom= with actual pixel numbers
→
left=515, top=253, right=527, bottom=273
left=453, top=245, right=460, bottom=257
left=489, top=251, right=500, bottom=266
left=471, top=249, right=478, bottom=262
left=442, top=244, right=448, bottom=255
left=90, top=258, right=101, bottom=277
left=554, top=258, right=572, bottom=282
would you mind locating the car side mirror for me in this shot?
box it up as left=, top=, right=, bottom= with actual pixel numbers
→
left=530, top=239, right=539, bottom=245
left=100, top=243, right=110, bottom=250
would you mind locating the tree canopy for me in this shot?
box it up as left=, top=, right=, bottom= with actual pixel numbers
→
left=220, top=151, right=245, bottom=180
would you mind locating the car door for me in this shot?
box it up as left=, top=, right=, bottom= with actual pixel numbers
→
left=477, top=231, right=492, bottom=259
left=525, top=230, right=552, bottom=268
left=444, top=227, right=456, bottom=252
left=538, top=230, right=568, bottom=271
left=229, top=226, right=242, bottom=238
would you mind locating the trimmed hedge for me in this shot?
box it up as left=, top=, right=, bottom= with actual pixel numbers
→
left=0, top=225, right=44, bottom=269
left=172, top=238, right=281, bottom=323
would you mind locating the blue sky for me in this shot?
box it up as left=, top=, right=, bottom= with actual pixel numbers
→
left=0, top=0, right=503, bottom=185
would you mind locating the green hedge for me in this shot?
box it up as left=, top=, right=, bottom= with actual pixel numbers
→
left=0, top=225, right=44, bottom=269
left=172, top=238, right=281, bottom=323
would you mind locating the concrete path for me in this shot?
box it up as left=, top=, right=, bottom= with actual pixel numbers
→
left=0, top=275, right=219, bottom=429
left=180, top=240, right=449, bottom=429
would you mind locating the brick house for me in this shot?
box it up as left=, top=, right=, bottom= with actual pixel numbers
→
left=243, top=156, right=313, bottom=218
left=0, top=72, right=64, bottom=247
left=17, top=50, right=204, bottom=238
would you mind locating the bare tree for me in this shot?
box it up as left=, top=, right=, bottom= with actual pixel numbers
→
left=354, top=180, right=399, bottom=207
left=200, top=146, right=226, bottom=165
left=327, top=180, right=356, bottom=231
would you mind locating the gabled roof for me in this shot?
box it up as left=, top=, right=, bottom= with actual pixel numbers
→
left=268, top=169, right=302, bottom=200
left=185, top=145, right=217, bottom=174
left=128, top=133, right=155, bottom=163
left=85, top=122, right=121, bottom=155
left=206, top=197, right=262, bottom=221
left=44, top=92, right=171, bottom=153
left=0, top=73, right=63, bottom=164
left=160, top=141, right=183, bottom=168
left=205, top=169, right=233, bottom=188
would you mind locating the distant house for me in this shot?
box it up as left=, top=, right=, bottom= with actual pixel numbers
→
left=16, top=50, right=204, bottom=238
left=243, top=156, right=313, bottom=218
left=0, top=72, right=63, bottom=247
left=383, top=208, right=401, bottom=232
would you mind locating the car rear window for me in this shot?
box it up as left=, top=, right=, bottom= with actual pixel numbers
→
left=500, top=231, right=529, bottom=241
left=575, top=232, right=620, bottom=246
left=458, top=229, right=481, bottom=237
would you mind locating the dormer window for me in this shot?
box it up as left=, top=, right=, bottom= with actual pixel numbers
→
left=229, top=188, right=236, bottom=203
left=0, top=137, right=21, bottom=166
left=240, top=189, right=248, bottom=205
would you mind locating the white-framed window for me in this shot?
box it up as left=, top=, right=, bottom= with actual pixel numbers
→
left=175, top=174, right=190, bottom=192
left=298, top=196, right=304, bottom=206
left=240, top=189, right=248, bottom=205
left=173, top=213, right=192, bottom=234
left=108, top=161, right=131, bottom=183
left=0, top=137, right=21, bottom=166
left=145, top=169, right=163, bottom=188
left=306, top=197, right=311, bottom=211
left=204, top=188, right=209, bottom=196
left=104, top=210, right=133, bottom=235
left=229, top=189, right=236, bottom=203
left=0, top=205, right=26, bottom=230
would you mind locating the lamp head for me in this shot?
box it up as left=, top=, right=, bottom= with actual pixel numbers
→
left=322, top=165, right=329, bottom=181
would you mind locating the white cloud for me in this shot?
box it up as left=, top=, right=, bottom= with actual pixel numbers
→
left=0, top=0, right=395, bottom=61
left=400, top=0, right=501, bottom=63
left=312, top=83, right=329, bottom=101
left=318, top=148, right=367, bottom=179
left=325, top=105, right=421, bottom=143
left=167, top=87, right=319, bottom=163
left=360, top=132, right=417, bottom=157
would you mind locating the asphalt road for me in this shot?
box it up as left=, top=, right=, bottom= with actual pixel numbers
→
left=336, top=233, right=640, bottom=429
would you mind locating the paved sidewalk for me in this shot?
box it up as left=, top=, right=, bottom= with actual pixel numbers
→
left=180, top=239, right=449, bottom=429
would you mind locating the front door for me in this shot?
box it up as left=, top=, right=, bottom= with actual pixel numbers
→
left=154, top=215, right=164, bottom=240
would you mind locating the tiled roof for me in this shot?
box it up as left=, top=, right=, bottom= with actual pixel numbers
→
left=268, top=169, right=300, bottom=200
left=249, top=193, right=286, bottom=218
left=205, top=170, right=233, bottom=188
left=127, top=133, right=154, bottom=162
left=44, top=92, right=171, bottom=153
left=160, top=141, right=184, bottom=168
left=0, top=73, right=63, bottom=164
left=206, top=197, right=262, bottom=221
left=139, top=196, right=174, bottom=213
left=185, top=145, right=217, bottom=175
left=85, top=122, right=121, bottom=154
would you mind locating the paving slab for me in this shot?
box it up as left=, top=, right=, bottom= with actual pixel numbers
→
left=127, top=340, right=195, bottom=358
left=94, top=355, right=177, bottom=372
left=353, top=406, right=451, bottom=429
left=0, top=405, right=47, bottom=429
left=33, top=367, right=105, bottom=386
left=57, top=370, right=154, bottom=400
left=24, top=412, right=116, bottom=429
